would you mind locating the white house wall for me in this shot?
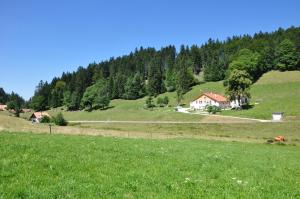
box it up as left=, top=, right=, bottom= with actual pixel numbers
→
left=190, top=95, right=231, bottom=110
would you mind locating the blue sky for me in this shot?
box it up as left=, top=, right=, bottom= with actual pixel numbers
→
left=1, top=0, right=300, bottom=100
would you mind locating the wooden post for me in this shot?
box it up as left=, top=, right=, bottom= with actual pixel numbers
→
left=49, top=124, right=52, bottom=134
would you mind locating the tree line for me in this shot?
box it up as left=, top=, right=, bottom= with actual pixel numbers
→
left=23, top=26, right=300, bottom=111
left=0, top=88, right=26, bottom=116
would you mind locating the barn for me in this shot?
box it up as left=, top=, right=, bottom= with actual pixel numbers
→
left=30, top=112, right=51, bottom=123
left=190, top=92, right=230, bottom=110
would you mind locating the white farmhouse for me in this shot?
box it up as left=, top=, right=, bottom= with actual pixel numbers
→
left=190, top=92, right=230, bottom=110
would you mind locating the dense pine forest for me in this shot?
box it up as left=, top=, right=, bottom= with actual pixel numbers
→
left=2, top=26, right=300, bottom=112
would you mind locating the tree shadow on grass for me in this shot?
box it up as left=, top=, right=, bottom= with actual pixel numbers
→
left=241, top=104, right=254, bottom=110
left=99, top=106, right=115, bottom=111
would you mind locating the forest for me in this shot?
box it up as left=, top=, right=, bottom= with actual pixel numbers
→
left=1, top=26, right=300, bottom=112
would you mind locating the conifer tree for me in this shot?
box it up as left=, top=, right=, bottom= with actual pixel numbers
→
left=147, top=55, right=165, bottom=96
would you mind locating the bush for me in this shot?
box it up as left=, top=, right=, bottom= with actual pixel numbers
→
left=206, top=105, right=221, bottom=114
left=52, top=113, right=68, bottom=126
left=156, top=97, right=164, bottom=107
left=145, top=97, right=155, bottom=110
left=163, top=96, right=169, bottom=106
left=156, top=96, right=169, bottom=107
left=40, top=116, right=51, bottom=123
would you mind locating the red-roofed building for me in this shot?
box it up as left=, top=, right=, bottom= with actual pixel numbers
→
left=30, top=112, right=51, bottom=123
left=0, top=104, right=7, bottom=111
left=190, top=92, right=230, bottom=110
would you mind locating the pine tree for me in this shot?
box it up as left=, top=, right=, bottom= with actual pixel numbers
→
left=124, top=73, right=145, bottom=99
left=147, top=55, right=165, bottom=96
left=175, top=55, right=195, bottom=94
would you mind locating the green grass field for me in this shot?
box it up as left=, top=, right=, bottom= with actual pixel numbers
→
left=2, top=111, right=300, bottom=144
left=74, top=121, right=300, bottom=144
left=1, top=71, right=300, bottom=198
left=1, top=132, right=300, bottom=198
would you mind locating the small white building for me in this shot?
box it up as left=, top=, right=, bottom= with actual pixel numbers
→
left=190, top=92, right=230, bottom=110
left=272, top=112, right=283, bottom=121
left=230, top=97, right=248, bottom=108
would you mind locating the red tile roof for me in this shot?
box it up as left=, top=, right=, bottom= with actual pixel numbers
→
left=193, top=92, right=228, bottom=102
left=30, top=112, right=51, bottom=119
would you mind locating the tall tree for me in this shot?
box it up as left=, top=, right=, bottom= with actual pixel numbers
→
left=124, top=73, right=145, bottom=99
left=147, top=55, right=165, bottom=96
left=175, top=54, right=195, bottom=94
left=225, top=70, right=252, bottom=108
left=229, top=49, right=260, bottom=81
left=257, top=45, right=275, bottom=73
left=275, top=39, right=299, bottom=70
left=7, top=92, right=25, bottom=117
left=0, top=88, right=8, bottom=104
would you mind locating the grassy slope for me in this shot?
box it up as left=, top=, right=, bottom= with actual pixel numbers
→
left=222, top=71, right=300, bottom=119
left=161, top=70, right=300, bottom=120
left=49, top=71, right=300, bottom=121
left=49, top=104, right=204, bottom=122
left=47, top=81, right=223, bottom=122
left=1, top=132, right=300, bottom=198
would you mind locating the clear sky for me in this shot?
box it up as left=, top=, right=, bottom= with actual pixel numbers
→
left=1, top=0, right=300, bottom=100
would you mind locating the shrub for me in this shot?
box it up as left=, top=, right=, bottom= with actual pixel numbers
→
left=163, top=96, right=169, bottom=106
left=156, top=96, right=169, bottom=107
left=145, top=97, right=155, bottom=110
left=40, top=116, right=51, bottom=123
left=156, top=97, right=164, bottom=107
left=206, top=105, right=221, bottom=114
left=52, top=113, right=68, bottom=126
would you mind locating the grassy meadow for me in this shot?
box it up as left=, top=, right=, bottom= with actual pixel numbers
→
left=74, top=121, right=300, bottom=144
left=1, top=71, right=300, bottom=198
left=1, top=132, right=300, bottom=198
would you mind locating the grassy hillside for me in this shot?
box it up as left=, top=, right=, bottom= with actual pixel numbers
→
left=222, top=71, right=300, bottom=119
left=47, top=81, right=224, bottom=122
left=1, top=132, right=300, bottom=198
left=39, top=71, right=300, bottom=121
left=48, top=104, right=204, bottom=122
left=159, top=70, right=300, bottom=120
